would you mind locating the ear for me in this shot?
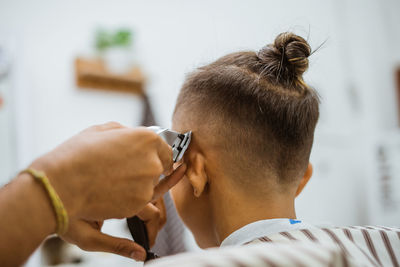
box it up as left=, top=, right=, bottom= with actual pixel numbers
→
left=186, top=152, right=208, bottom=197
left=295, top=163, right=313, bottom=197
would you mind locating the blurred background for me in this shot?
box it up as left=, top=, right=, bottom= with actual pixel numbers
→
left=0, top=0, right=399, bottom=266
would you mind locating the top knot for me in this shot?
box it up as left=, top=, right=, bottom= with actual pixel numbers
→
left=257, top=32, right=311, bottom=87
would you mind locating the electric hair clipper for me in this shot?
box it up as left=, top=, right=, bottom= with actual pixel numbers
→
left=127, top=126, right=191, bottom=261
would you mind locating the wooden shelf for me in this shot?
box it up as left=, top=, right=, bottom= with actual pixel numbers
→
left=75, top=58, right=145, bottom=95
left=397, top=67, right=400, bottom=127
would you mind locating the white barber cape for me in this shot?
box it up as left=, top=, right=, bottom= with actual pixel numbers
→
left=220, top=218, right=315, bottom=247
left=147, top=219, right=400, bottom=267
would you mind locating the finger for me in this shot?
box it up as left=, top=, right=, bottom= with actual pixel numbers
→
left=152, top=163, right=187, bottom=201
left=137, top=203, right=161, bottom=247
left=140, top=199, right=166, bottom=228
left=156, top=137, right=174, bottom=175
left=137, top=203, right=160, bottom=222
left=91, top=121, right=125, bottom=132
left=86, top=220, right=103, bottom=230
left=153, top=198, right=166, bottom=229
left=146, top=218, right=160, bottom=248
left=82, top=229, right=147, bottom=261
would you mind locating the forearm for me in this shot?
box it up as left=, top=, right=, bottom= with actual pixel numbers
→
left=0, top=173, right=56, bottom=266
left=0, top=124, right=179, bottom=265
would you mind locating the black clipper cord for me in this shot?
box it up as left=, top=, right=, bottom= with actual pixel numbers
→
left=127, top=216, right=158, bottom=261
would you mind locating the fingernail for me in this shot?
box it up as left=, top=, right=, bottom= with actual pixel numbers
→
left=130, top=251, right=138, bottom=260
left=130, top=251, right=145, bottom=261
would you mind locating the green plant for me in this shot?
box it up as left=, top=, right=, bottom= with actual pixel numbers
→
left=95, top=29, right=133, bottom=51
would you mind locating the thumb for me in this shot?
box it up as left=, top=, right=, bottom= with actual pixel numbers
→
left=82, top=230, right=147, bottom=261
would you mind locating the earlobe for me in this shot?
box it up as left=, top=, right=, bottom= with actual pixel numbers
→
left=295, top=163, right=313, bottom=197
left=186, top=153, right=208, bottom=197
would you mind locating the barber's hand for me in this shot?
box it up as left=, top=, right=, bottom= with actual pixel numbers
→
left=60, top=166, right=185, bottom=261
left=137, top=198, right=167, bottom=248
left=62, top=197, right=167, bottom=262
left=61, top=220, right=146, bottom=261
left=30, top=122, right=179, bottom=221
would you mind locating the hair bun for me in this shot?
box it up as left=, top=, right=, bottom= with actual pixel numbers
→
left=257, top=32, right=311, bottom=86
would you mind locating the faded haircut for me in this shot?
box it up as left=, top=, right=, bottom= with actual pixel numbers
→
left=174, top=32, right=320, bottom=184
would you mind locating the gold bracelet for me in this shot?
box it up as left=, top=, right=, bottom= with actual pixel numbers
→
left=21, top=168, right=69, bottom=235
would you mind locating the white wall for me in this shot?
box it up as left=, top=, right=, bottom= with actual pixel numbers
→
left=0, top=0, right=399, bottom=232
left=0, top=49, right=17, bottom=184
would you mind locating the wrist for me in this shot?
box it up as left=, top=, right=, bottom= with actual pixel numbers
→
left=29, top=158, right=79, bottom=219
left=16, top=173, right=57, bottom=236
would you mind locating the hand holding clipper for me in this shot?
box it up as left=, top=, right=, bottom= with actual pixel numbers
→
left=127, top=126, right=191, bottom=261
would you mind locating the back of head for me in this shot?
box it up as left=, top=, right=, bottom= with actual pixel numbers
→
left=174, top=32, right=319, bottom=186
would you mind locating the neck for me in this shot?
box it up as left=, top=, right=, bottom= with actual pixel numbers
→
left=210, top=179, right=296, bottom=245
